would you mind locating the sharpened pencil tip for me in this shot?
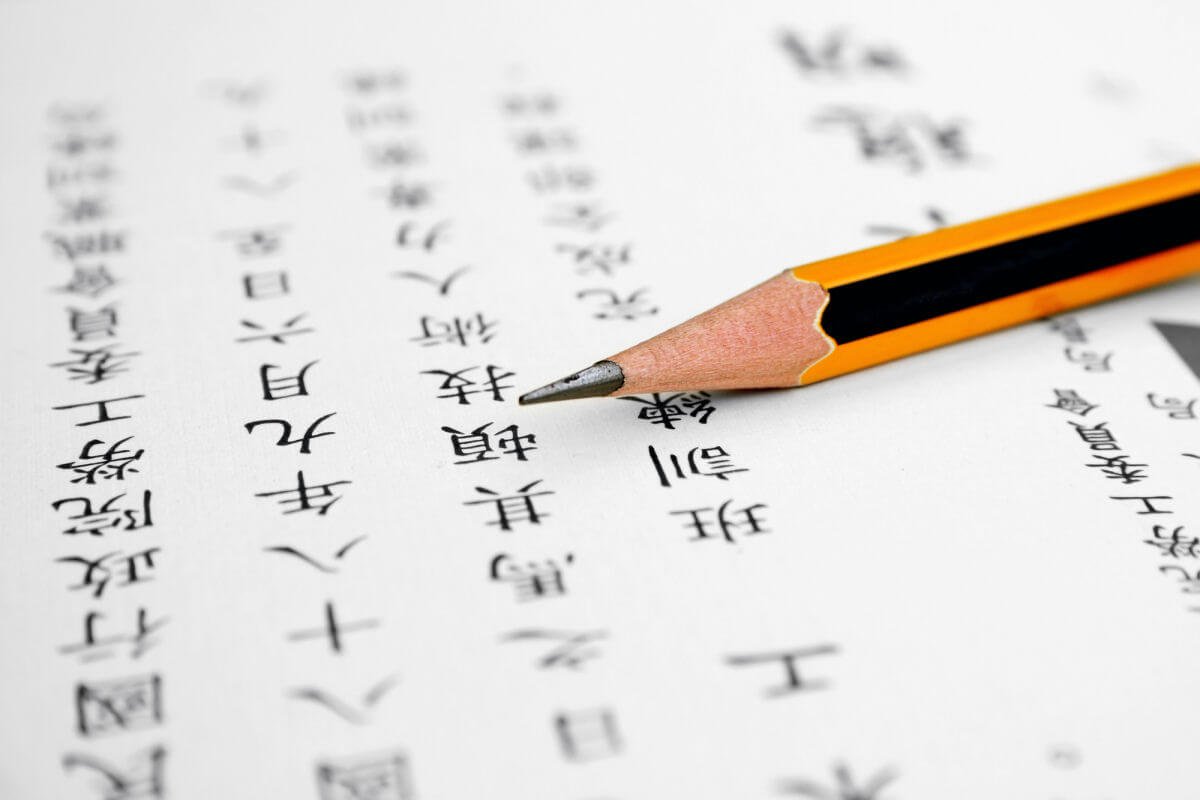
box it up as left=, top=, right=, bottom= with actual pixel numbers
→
left=518, top=360, right=626, bottom=405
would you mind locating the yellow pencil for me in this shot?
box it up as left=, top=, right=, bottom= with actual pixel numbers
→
left=520, top=164, right=1200, bottom=404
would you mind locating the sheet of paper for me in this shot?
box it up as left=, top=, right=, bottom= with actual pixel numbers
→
left=2, top=1, right=1200, bottom=797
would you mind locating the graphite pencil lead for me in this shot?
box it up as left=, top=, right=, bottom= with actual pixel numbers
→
left=518, top=360, right=625, bottom=405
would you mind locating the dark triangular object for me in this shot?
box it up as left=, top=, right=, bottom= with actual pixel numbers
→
left=1153, top=320, right=1200, bottom=382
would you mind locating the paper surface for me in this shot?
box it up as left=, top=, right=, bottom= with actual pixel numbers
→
left=2, top=1, right=1200, bottom=798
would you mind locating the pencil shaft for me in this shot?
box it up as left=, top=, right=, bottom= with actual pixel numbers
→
left=521, top=165, right=1200, bottom=404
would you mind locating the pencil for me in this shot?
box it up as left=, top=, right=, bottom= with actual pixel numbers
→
left=519, top=164, right=1200, bottom=405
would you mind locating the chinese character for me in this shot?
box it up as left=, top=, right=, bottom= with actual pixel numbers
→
left=59, top=608, right=166, bottom=662
left=780, top=28, right=907, bottom=77
left=365, top=141, right=423, bottom=168
left=245, top=413, right=337, bottom=454
left=577, top=287, right=659, bottom=320
left=1143, top=526, right=1200, bottom=558
left=76, top=674, right=162, bottom=736
left=501, top=628, right=607, bottom=670
left=511, top=127, right=578, bottom=153
left=347, top=103, right=413, bottom=132
left=289, top=674, right=399, bottom=724
left=1147, top=393, right=1197, bottom=420
left=343, top=69, right=406, bottom=94
left=525, top=164, right=595, bottom=193
left=1047, top=316, right=1089, bottom=343
left=726, top=644, right=839, bottom=697
left=260, top=360, right=318, bottom=400
left=679, top=392, right=717, bottom=422
left=46, top=162, right=115, bottom=189
left=1160, top=565, right=1200, bottom=593
left=489, top=552, right=574, bottom=600
left=243, top=270, right=291, bottom=300
left=265, top=536, right=367, bottom=574
left=57, top=437, right=145, bottom=484
left=52, top=490, right=152, bottom=536
left=649, top=445, right=748, bottom=487
left=501, top=92, right=560, bottom=115
left=421, top=365, right=514, bottom=404
left=222, top=125, right=285, bottom=155
left=53, top=394, right=144, bottom=426
left=236, top=313, right=314, bottom=344
left=222, top=171, right=297, bottom=196
left=47, top=230, right=126, bottom=261
left=218, top=225, right=288, bottom=257
left=465, top=481, right=553, bottom=530
left=1110, top=495, right=1173, bottom=515
left=544, top=201, right=614, bottom=231
left=621, top=391, right=716, bottom=429
left=1046, top=744, right=1083, bottom=770
left=814, top=107, right=969, bottom=173
left=52, top=130, right=117, bottom=158
left=288, top=601, right=380, bottom=654
left=671, top=500, right=769, bottom=543
left=206, top=78, right=270, bottom=106
left=556, top=242, right=631, bottom=276
left=57, top=548, right=160, bottom=598
left=62, top=745, right=166, bottom=800
left=57, top=264, right=119, bottom=298
left=441, top=423, right=536, bottom=464
left=555, top=708, right=622, bottom=762
left=1084, top=453, right=1148, bottom=484
left=395, top=219, right=449, bottom=251
left=375, top=180, right=433, bottom=209
left=70, top=305, right=118, bottom=341
left=410, top=313, right=497, bottom=347
left=255, top=471, right=350, bottom=515
left=50, top=344, right=139, bottom=384
left=1045, top=389, right=1097, bottom=417
left=778, top=762, right=899, bottom=800
left=394, top=265, right=470, bottom=296
left=316, top=750, right=413, bottom=800
left=48, top=102, right=106, bottom=125
left=1064, top=346, right=1112, bottom=372
left=1069, top=420, right=1119, bottom=451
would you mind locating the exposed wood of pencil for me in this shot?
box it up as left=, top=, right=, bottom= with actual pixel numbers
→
left=607, top=272, right=834, bottom=395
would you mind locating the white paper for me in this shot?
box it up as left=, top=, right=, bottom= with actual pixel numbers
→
left=2, top=2, right=1200, bottom=798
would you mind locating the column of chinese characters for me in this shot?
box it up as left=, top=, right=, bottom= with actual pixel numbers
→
left=338, top=66, right=552, bottom=587
left=205, top=78, right=352, bottom=512
left=615, top=402, right=770, bottom=546
left=321, top=67, right=432, bottom=799
left=493, top=85, right=644, bottom=785
left=488, top=491, right=618, bottom=772
left=206, top=75, right=408, bottom=799
left=46, top=103, right=171, bottom=800
left=337, top=66, right=507, bottom=399
left=498, top=88, right=660, bottom=323
left=333, top=73, right=613, bottom=785
left=211, top=76, right=350, bottom=486
left=1046, top=390, right=1198, bottom=614
left=623, top=377, right=833, bottom=717
left=498, top=569, right=623, bottom=769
